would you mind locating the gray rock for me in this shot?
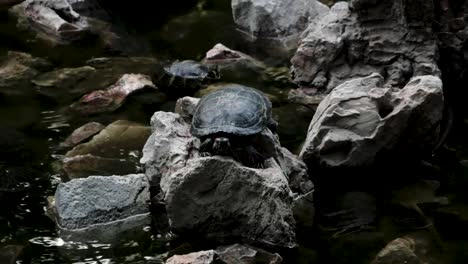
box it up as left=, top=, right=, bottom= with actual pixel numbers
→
left=10, top=0, right=147, bottom=54
left=216, top=244, right=283, bottom=264
left=54, top=174, right=150, bottom=242
left=164, top=157, right=296, bottom=249
left=300, top=73, right=444, bottom=168
left=175, top=96, right=200, bottom=122
left=0, top=51, right=51, bottom=96
left=64, top=120, right=151, bottom=178
left=166, top=250, right=220, bottom=264
left=291, top=1, right=439, bottom=92
left=232, top=0, right=329, bottom=54
left=140, top=112, right=200, bottom=188
left=69, top=73, right=157, bottom=115
left=60, top=122, right=105, bottom=148
left=287, top=88, right=326, bottom=110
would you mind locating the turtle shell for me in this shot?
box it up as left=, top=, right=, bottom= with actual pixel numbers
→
left=191, top=85, right=272, bottom=137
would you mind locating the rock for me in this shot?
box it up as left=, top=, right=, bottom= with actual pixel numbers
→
left=216, top=244, right=283, bottom=264
left=0, top=51, right=51, bottom=96
left=287, top=88, right=326, bottom=110
left=0, top=245, right=24, bottom=264
left=0, top=0, right=24, bottom=10
left=60, top=121, right=105, bottom=148
left=300, top=73, right=444, bottom=168
left=62, top=154, right=139, bottom=179
left=371, top=237, right=423, bottom=264
left=33, top=66, right=96, bottom=100
left=175, top=96, right=200, bottom=122
left=231, top=0, right=329, bottom=57
left=140, top=112, right=199, bottom=188
left=54, top=174, right=151, bottom=242
left=166, top=250, right=220, bottom=264
left=164, top=157, right=296, bottom=249
left=291, top=1, right=439, bottom=92
left=10, top=0, right=148, bottom=55
left=69, top=73, right=157, bottom=115
left=64, top=120, right=151, bottom=178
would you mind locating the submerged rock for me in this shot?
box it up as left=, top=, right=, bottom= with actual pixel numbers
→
left=231, top=0, right=328, bottom=57
left=371, top=237, right=423, bottom=264
left=300, top=73, right=444, bottom=168
left=60, top=121, right=105, bottom=148
left=165, top=157, right=297, bottom=249
left=33, top=66, right=96, bottom=100
left=70, top=73, right=158, bottom=115
left=291, top=1, right=439, bottom=92
left=64, top=120, right=151, bottom=178
left=0, top=51, right=51, bottom=96
left=54, top=174, right=151, bottom=243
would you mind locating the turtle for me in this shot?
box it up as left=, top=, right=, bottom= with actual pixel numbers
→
left=191, top=85, right=278, bottom=168
left=159, top=60, right=219, bottom=95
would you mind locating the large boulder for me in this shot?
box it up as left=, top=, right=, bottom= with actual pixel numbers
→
left=300, top=73, right=444, bottom=168
left=291, top=1, right=439, bottom=92
left=164, top=157, right=297, bottom=249
left=231, top=0, right=328, bottom=57
left=54, top=174, right=151, bottom=243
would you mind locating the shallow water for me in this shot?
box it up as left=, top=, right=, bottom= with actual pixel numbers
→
left=1, top=0, right=468, bottom=263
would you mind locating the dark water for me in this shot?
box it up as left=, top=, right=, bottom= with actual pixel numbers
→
left=2, top=0, right=468, bottom=263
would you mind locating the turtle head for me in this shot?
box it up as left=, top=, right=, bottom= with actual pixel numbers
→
left=212, top=137, right=231, bottom=155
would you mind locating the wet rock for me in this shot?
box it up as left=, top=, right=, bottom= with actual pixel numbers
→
left=0, top=51, right=51, bottom=96
left=232, top=0, right=328, bottom=57
left=10, top=0, right=148, bottom=55
left=216, top=244, right=283, bottom=264
left=175, top=96, right=200, bottom=122
left=54, top=173, right=151, bottom=243
left=70, top=73, right=157, bottom=115
left=62, top=154, right=139, bottom=179
left=165, top=157, right=296, bottom=249
left=291, top=1, right=439, bottom=92
left=60, top=121, right=105, bottom=148
left=140, top=112, right=199, bottom=187
left=371, top=237, right=423, bottom=264
left=166, top=250, right=220, bottom=264
left=64, top=120, right=151, bottom=178
left=33, top=66, right=96, bottom=100
left=300, top=73, right=444, bottom=168
left=0, top=245, right=24, bottom=264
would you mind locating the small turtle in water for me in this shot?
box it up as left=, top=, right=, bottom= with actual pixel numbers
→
left=191, top=85, right=277, bottom=168
left=159, top=60, right=219, bottom=95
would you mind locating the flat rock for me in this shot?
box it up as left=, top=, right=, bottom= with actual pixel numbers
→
left=60, top=121, right=105, bottom=148
left=69, top=73, right=157, bottom=115
left=216, top=244, right=283, bottom=264
left=166, top=250, right=219, bottom=264
left=54, top=174, right=151, bottom=242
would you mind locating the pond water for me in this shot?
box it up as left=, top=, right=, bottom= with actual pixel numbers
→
left=2, top=0, right=468, bottom=263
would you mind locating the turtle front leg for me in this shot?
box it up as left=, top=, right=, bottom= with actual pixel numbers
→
left=233, top=145, right=266, bottom=169
left=200, top=138, right=213, bottom=157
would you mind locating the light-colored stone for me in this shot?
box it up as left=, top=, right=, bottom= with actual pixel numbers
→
left=55, top=174, right=151, bottom=243
left=175, top=96, right=200, bottom=122
left=165, top=157, right=296, bottom=249
left=291, top=1, right=439, bottom=92
left=216, top=244, right=283, bottom=264
left=300, top=73, right=444, bottom=167
left=166, top=250, right=219, bottom=264
left=140, top=112, right=199, bottom=188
